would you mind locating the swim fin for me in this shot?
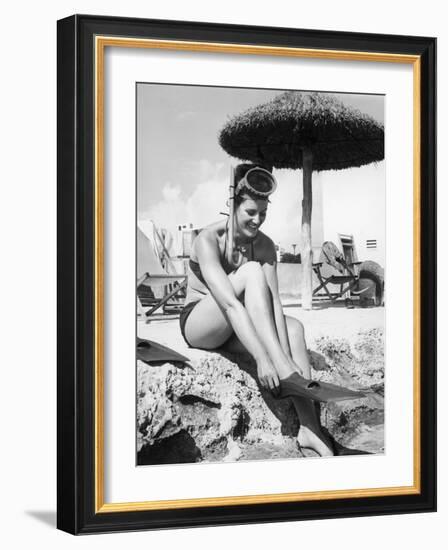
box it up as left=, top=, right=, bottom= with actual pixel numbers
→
left=278, top=372, right=366, bottom=403
left=136, top=337, right=189, bottom=364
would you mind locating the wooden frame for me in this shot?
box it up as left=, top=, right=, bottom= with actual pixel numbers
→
left=57, top=14, right=436, bottom=534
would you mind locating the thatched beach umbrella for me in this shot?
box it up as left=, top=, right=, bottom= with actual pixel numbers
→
left=219, top=91, right=384, bottom=309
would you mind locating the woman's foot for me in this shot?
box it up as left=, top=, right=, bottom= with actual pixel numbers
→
left=288, top=359, right=308, bottom=378
left=297, top=426, right=334, bottom=457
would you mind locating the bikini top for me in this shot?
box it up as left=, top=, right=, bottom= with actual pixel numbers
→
left=189, top=237, right=255, bottom=289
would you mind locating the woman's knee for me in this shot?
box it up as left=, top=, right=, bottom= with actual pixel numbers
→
left=228, top=261, right=265, bottom=297
left=238, top=261, right=266, bottom=285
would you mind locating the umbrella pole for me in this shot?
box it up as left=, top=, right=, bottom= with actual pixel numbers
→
left=301, top=147, right=313, bottom=310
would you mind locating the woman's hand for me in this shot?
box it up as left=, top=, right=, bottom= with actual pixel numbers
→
left=256, top=357, right=280, bottom=393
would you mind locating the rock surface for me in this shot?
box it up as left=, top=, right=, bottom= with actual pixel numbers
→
left=137, top=328, right=384, bottom=464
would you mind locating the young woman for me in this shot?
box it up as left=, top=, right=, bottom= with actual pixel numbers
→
left=179, top=163, right=334, bottom=457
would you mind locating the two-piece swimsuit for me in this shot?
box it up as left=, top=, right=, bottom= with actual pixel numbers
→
left=179, top=236, right=255, bottom=347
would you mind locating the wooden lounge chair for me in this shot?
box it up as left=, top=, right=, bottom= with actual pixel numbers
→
left=137, top=224, right=187, bottom=321
left=312, top=241, right=365, bottom=306
left=137, top=272, right=187, bottom=319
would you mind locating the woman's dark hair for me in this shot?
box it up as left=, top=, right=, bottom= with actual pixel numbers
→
left=234, top=163, right=273, bottom=206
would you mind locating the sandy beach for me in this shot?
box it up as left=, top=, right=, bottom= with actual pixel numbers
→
left=137, top=303, right=385, bottom=357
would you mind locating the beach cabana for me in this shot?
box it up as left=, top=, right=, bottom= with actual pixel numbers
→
left=219, top=91, right=384, bottom=309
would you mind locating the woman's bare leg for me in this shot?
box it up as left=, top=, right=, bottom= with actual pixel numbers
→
left=283, top=317, right=310, bottom=377
left=185, top=262, right=296, bottom=377
left=225, top=315, right=334, bottom=457
left=184, top=263, right=333, bottom=456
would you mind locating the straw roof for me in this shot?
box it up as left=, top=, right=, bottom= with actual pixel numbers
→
left=219, top=91, right=384, bottom=172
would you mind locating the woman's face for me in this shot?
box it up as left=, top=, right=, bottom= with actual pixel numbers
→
left=235, top=195, right=268, bottom=240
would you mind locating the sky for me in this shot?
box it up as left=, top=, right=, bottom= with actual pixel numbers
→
left=136, top=83, right=384, bottom=252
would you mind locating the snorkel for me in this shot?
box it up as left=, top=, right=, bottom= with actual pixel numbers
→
left=227, top=165, right=236, bottom=265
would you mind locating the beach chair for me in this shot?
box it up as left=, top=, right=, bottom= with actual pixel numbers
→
left=137, top=273, right=187, bottom=317
left=312, top=241, right=364, bottom=306
left=137, top=224, right=187, bottom=320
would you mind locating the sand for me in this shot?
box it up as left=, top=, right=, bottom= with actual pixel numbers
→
left=137, top=303, right=385, bottom=354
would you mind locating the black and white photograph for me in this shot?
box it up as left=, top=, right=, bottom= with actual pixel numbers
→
left=0, top=0, right=441, bottom=541
left=136, top=83, right=386, bottom=465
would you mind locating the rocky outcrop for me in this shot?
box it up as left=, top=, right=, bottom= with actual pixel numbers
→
left=312, top=328, right=385, bottom=454
left=137, top=328, right=384, bottom=464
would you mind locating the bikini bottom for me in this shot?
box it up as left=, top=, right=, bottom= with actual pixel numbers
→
left=179, top=301, right=200, bottom=347
left=179, top=299, right=234, bottom=349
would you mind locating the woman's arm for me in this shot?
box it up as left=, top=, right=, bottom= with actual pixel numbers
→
left=195, top=231, right=279, bottom=389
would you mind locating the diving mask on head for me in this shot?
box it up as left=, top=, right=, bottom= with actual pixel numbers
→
left=226, top=165, right=277, bottom=266
left=235, top=167, right=277, bottom=198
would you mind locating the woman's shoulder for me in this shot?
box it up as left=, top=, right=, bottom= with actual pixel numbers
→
left=192, top=220, right=226, bottom=255
left=196, top=220, right=226, bottom=242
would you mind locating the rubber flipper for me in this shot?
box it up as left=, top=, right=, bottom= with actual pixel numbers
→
left=136, top=337, right=189, bottom=364
left=278, top=372, right=366, bottom=403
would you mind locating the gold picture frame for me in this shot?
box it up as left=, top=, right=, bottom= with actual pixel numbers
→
left=58, top=15, right=436, bottom=534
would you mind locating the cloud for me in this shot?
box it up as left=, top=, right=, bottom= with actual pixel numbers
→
left=141, top=167, right=229, bottom=238
left=141, top=166, right=307, bottom=251
left=162, top=183, right=181, bottom=202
